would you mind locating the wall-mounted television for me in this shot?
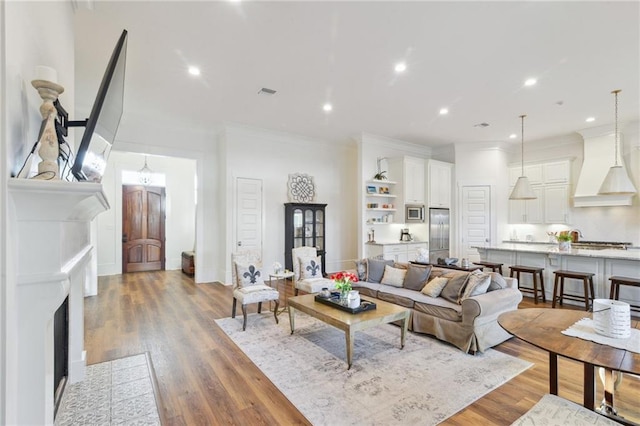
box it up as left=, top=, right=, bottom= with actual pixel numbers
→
left=65, top=29, right=128, bottom=182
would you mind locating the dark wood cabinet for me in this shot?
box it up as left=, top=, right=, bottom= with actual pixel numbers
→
left=285, top=203, right=327, bottom=276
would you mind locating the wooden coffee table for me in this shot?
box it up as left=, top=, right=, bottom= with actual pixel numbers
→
left=287, top=294, right=410, bottom=369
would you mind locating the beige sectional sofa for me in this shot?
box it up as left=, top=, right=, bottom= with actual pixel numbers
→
left=352, top=260, right=522, bottom=353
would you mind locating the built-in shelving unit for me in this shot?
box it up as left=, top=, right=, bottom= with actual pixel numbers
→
left=365, top=179, right=397, bottom=225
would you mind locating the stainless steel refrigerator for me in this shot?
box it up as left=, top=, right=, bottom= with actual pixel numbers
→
left=429, top=208, right=450, bottom=264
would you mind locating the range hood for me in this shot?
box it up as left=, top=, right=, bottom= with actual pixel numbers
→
left=574, top=129, right=634, bottom=207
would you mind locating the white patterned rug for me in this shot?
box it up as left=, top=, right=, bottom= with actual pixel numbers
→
left=55, top=353, right=161, bottom=425
left=216, top=313, right=532, bottom=425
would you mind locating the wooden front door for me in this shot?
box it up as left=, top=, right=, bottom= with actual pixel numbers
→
left=122, top=185, right=166, bottom=273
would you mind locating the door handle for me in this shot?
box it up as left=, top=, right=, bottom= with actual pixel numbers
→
left=237, top=241, right=242, bottom=247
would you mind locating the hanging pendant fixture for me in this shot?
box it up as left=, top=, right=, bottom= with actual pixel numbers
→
left=598, top=90, right=637, bottom=195
left=138, top=155, right=153, bottom=185
left=509, top=114, right=537, bottom=200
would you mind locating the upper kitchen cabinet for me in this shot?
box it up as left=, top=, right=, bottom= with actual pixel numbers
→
left=544, top=184, right=571, bottom=224
left=389, top=156, right=425, bottom=205
left=543, top=160, right=571, bottom=184
left=508, top=164, right=543, bottom=186
left=508, top=186, right=543, bottom=224
left=427, top=160, right=453, bottom=208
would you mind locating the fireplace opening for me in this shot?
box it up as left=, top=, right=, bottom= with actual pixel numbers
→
left=53, top=296, right=69, bottom=417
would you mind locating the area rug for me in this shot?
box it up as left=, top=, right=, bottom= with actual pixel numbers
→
left=55, top=353, right=161, bottom=425
left=216, top=313, right=532, bottom=425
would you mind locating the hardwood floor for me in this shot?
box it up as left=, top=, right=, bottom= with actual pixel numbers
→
left=85, top=271, right=640, bottom=425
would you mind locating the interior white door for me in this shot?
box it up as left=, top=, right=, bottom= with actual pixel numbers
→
left=236, top=177, right=263, bottom=253
left=461, top=185, right=491, bottom=262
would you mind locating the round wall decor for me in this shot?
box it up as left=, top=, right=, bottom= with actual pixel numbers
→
left=287, top=173, right=316, bottom=203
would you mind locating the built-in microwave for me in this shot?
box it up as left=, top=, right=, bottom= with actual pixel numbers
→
left=405, top=204, right=425, bottom=223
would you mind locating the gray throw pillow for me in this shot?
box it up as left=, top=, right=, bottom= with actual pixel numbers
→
left=403, top=264, right=432, bottom=291
left=487, top=272, right=507, bottom=291
left=366, top=258, right=394, bottom=283
left=440, top=272, right=471, bottom=304
left=354, top=258, right=367, bottom=281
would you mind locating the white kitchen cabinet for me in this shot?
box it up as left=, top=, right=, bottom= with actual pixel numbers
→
left=543, top=161, right=571, bottom=184
left=427, top=160, right=453, bottom=208
left=509, top=164, right=543, bottom=186
left=544, top=184, right=571, bottom=224
left=508, top=186, right=543, bottom=224
left=389, top=156, right=425, bottom=206
left=365, top=242, right=428, bottom=263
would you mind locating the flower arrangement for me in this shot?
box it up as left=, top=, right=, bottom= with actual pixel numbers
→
left=330, top=271, right=359, bottom=294
left=557, top=233, right=572, bottom=242
left=273, top=261, right=283, bottom=274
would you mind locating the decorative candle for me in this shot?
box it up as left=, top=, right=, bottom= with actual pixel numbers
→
left=34, top=65, right=57, bottom=84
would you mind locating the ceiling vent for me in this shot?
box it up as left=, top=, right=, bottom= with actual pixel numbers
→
left=258, top=87, right=277, bottom=95
left=473, top=122, right=490, bottom=128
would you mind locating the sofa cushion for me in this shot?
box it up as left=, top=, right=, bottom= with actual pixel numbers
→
left=235, top=263, right=265, bottom=287
left=487, top=272, right=507, bottom=291
left=367, top=258, right=394, bottom=283
left=376, top=285, right=416, bottom=308
left=440, top=272, right=470, bottom=304
left=354, top=258, right=367, bottom=281
left=403, top=263, right=432, bottom=291
left=459, top=270, right=492, bottom=302
left=413, top=295, right=463, bottom=322
left=300, top=256, right=322, bottom=279
left=421, top=276, right=449, bottom=297
left=380, top=265, right=407, bottom=287
left=428, top=267, right=448, bottom=280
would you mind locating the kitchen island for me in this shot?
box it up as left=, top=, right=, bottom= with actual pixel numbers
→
left=474, top=243, right=640, bottom=308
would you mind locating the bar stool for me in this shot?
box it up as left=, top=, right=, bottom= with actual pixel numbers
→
left=609, top=276, right=640, bottom=313
left=509, top=265, right=545, bottom=304
left=474, top=261, right=503, bottom=275
left=552, top=270, right=595, bottom=311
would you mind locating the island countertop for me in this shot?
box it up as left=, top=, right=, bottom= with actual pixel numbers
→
left=473, top=243, right=640, bottom=261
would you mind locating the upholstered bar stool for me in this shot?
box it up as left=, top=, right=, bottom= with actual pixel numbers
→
left=510, top=265, right=545, bottom=304
left=474, top=261, right=503, bottom=275
left=609, top=276, right=640, bottom=313
left=552, top=270, right=595, bottom=311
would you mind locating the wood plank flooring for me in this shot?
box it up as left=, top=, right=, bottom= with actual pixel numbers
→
left=85, top=271, right=640, bottom=425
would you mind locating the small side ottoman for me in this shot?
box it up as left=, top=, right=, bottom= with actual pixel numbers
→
left=181, top=251, right=195, bottom=276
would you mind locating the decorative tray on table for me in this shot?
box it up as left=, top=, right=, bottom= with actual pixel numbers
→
left=314, top=292, right=377, bottom=314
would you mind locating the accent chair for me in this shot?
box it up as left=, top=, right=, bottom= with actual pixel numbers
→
left=291, top=246, right=335, bottom=295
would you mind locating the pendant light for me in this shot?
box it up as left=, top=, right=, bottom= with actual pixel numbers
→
left=509, top=114, right=537, bottom=200
left=138, top=155, right=153, bottom=185
left=598, top=90, right=637, bottom=195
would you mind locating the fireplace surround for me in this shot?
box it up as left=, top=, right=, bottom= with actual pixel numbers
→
left=7, top=179, right=108, bottom=425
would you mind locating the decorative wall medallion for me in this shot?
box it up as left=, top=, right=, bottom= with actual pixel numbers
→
left=287, top=173, right=316, bottom=203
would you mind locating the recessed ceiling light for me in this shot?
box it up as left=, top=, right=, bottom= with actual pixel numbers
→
left=439, top=108, right=449, bottom=115
left=323, top=103, right=333, bottom=112
left=509, top=134, right=517, bottom=139
left=585, top=117, right=595, bottom=123
left=188, top=66, right=201, bottom=76
left=524, top=78, right=537, bottom=87
left=394, top=62, right=407, bottom=73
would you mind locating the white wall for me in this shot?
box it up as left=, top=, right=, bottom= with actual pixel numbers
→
left=96, top=151, right=196, bottom=275
left=220, top=125, right=358, bottom=283
left=1, top=1, right=75, bottom=423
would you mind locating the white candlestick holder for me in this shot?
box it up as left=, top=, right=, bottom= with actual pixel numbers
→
left=31, top=79, right=65, bottom=180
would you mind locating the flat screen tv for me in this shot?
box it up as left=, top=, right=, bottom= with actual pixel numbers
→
left=70, top=29, right=128, bottom=182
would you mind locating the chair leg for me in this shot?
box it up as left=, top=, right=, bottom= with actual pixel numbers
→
left=295, top=288, right=299, bottom=296
left=257, top=302, right=262, bottom=314
left=242, top=305, right=248, bottom=331
left=533, top=273, right=539, bottom=304
left=539, top=272, right=546, bottom=303
left=582, top=279, right=589, bottom=311
left=552, top=275, right=560, bottom=308
left=559, top=277, right=565, bottom=306
left=232, top=297, right=237, bottom=318
left=273, top=300, right=279, bottom=324
left=589, top=277, right=595, bottom=311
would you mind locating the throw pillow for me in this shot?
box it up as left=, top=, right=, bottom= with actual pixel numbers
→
left=300, top=256, right=322, bottom=279
left=440, top=272, right=471, bottom=304
left=235, top=263, right=265, bottom=287
left=459, top=270, right=492, bottom=302
left=354, top=258, right=367, bottom=281
left=366, top=258, right=394, bottom=283
left=403, top=264, right=432, bottom=291
left=380, top=265, right=407, bottom=287
left=487, top=272, right=508, bottom=291
left=421, top=276, right=449, bottom=297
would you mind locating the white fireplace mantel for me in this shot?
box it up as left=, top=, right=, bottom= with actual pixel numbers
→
left=7, top=178, right=109, bottom=425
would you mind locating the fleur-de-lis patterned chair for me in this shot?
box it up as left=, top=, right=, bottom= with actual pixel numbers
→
left=231, top=250, right=280, bottom=331
left=291, top=246, right=335, bottom=295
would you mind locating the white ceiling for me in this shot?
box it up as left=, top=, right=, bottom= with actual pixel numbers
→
left=73, top=1, right=640, bottom=148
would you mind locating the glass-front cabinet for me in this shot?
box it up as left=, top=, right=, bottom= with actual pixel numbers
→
left=285, top=203, right=327, bottom=276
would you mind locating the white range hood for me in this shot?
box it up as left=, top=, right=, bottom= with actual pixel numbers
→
left=574, top=128, right=635, bottom=207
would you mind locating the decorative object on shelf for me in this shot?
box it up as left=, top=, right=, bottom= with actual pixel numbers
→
left=378, top=186, right=389, bottom=194
left=331, top=271, right=359, bottom=304
left=138, top=155, right=153, bottom=185
left=287, top=173, right=316, bottom=203
left=366, top=185, right=377, bottom=194
left=599, top=90, right=637, bottom=195
left=273, top=261, right=283, bottom=274
left=593, top=299, right=631, bottom=339
left=557, top=233, right=572, bottom=251
left=373, top=156, right=388, bottom=180
left=31, top=66, right=64, bottom=180
left=509, top=115, right=537, bottom=200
